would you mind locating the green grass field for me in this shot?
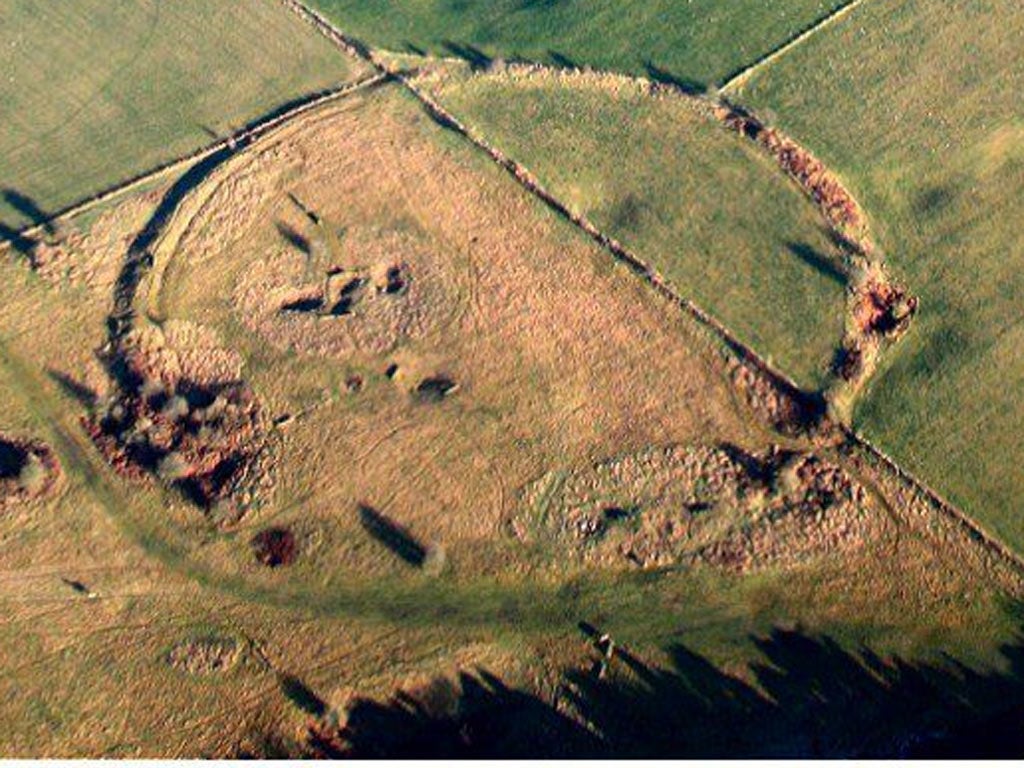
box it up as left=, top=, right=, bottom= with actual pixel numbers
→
left=307, top=0, right=850, bottom=88
left=736, top=0, right=1024, bottom=552
left=4, top=1, right=1024, bottom=754
left=0, top=0, right=363, bottom=229
left=435, top=71, right=846, bottom=388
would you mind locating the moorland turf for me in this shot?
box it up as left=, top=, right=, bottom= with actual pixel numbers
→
left=2, top=0, right=1024, bottom=756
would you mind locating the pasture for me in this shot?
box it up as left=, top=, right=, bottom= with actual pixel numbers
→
left=0, top=0, right=365, bottom=229
left=736, top=0, right=1024, bottom=554
left=307, top=0, right=851, bottom=87
left=3, top=79, right=1023, bottom=753
left=2, top=3, right=1024, bottom=755
left=431, top=67, right=847, bottom=388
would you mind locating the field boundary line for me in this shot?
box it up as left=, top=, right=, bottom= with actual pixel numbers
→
left=280, top=0, right=1024, bottom=586
left=278, top=1, right=805, bottom=387
left=2, top=72, right=386, bottom=246
left=848, top=429, right=1024, bottom=579
left=719, top=0, right=868, bottom=93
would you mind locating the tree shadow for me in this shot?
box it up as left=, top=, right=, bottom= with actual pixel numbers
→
left=0, top=222, right=38, bottom=262
left=786, top=241, right=847, bottom=286
left=275, top=221, right=311, bottom=254
left=47, top=369, right=97, bottom=409
left=2, top=188, right=53, bottom=234
left=279, top=673, right=327, bottom=717
left=358, top=503, right=427, bottom=567
left=566, top=627, right=1024, bottom=757
left=547, top=50, right=579, bottom=69
left=309, top=669, right=602, bottom=758
left=442, top=40, right=493, bottom=70
left=643, top=62, right=706, bottom=96
left=306, top=625, right=1024, bottom=758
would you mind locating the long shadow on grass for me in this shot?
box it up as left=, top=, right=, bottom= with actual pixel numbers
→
left=276, top=221, right=311, bottom=254
left=442, top=40, right=493, bottom=70
left=358, top=503, right=427, bottom=567
left=786, top=241, right=848, bottom=286
left=1, top=188, right=54, bottom=234
left=47, top=368, right=97, bottom=409
left=303, top=626, right=1024, bottom=758
left=643, top=62, right=706, bottom=95
left=0, top=222, right=38, bottom=262
left=547, top=50, right=580, bottom=69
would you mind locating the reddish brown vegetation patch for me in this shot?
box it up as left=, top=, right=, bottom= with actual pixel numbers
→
left=717, top=105, right=866, bottom=242
left=87, top=338, right=270, bottom=519
left=853, top=280, right=918, bottom=337
left=0, top=434, right=60, bottom=507
left=251, top=526, right=297, bottom=567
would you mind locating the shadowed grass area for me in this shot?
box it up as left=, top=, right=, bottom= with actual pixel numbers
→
left=736, top=0, right=1024, bottom=553
left=0, top=0, right=364, bottom=228
left=433, top=72, right=846, bottom=388
left=306, top=0, right=850, bottom=87
left=313, top=626, right=1024, bottom=758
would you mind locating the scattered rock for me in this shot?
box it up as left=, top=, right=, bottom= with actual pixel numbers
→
left=853, top=279, right=918, bottom=337
left=730, top=362, right=826, bottom=436
left=330, top=277, right=368, bottom=316
left=281, top=296, right=325, bottom=314
left=167, top=635, right=241, bottom=675
left=383, top=265, right=408, bottom=295
left=87, top=325, right=272, bottom=519
left=717, top=104, right=867, bottom=243
left=514, top=443, right=883, bottom=573
left=414, top=376, right=458, bottom=403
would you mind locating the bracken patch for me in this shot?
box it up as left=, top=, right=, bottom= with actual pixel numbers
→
left=87, top=324, right=272, bottom=520
left=0, top=433, right=61, bottom=508
left=251, top=526, right=298, bottom=568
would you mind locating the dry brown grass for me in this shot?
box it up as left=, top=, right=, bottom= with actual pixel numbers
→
left=144, top=85, right=761, bottom=576
left=0, top=77, right=1021, bottom=757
